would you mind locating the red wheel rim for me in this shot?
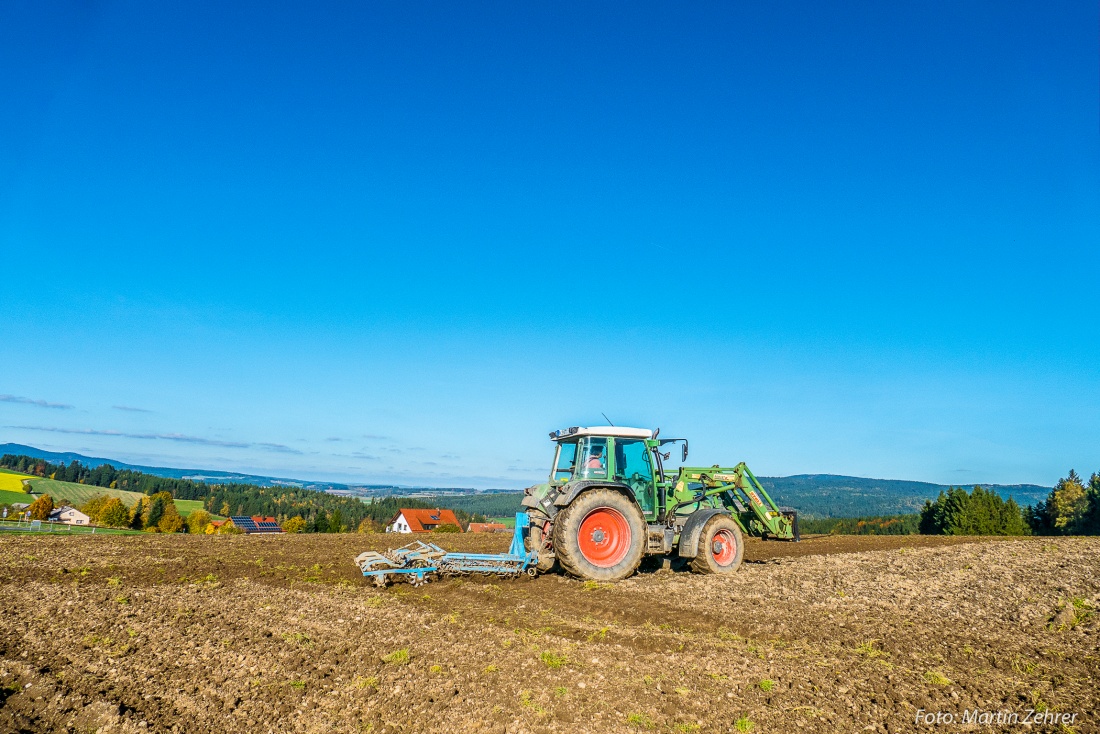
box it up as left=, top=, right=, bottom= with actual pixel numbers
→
left=711, top=528, right=738, bottom=566
left=577, top=507, right=631, bottom=568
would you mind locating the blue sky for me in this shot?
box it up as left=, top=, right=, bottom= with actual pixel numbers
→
left=1, top=2, right=1097, bottom=488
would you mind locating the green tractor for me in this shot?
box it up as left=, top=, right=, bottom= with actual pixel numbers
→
left=521, top=426, right=799, bottom=581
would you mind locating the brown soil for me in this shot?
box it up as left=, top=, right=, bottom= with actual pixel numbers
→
left=1, top=532, right=1097, bottom=733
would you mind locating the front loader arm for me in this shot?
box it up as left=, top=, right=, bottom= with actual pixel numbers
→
left=666, top=462, right=795, bottom=540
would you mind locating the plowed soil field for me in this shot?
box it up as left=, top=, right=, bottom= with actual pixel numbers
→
left=1, top=533, right=1097, bottom=733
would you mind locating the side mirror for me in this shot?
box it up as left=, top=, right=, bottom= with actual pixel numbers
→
left=682, top=443, right=689, bottom=462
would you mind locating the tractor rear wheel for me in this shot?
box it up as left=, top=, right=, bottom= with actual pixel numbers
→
left=553, top=489, right=646, bottom=582
left=690, top=514, right=744, bottom=574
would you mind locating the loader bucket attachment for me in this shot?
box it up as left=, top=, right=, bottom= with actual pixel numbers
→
left=671, top=463, right=797, bottom=540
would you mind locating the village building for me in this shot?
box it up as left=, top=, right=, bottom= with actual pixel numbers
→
left=206, top=519, right=231, bottom=534
left=467, top=522, right=508, bottom=533
left=386, top=508, right=463, bottom=533
left=48, top=507, right=90, bottom=526
left=229, top=516, right=284, bottom=534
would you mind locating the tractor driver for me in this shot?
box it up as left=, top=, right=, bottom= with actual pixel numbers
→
left=586, top=445, right=606, bottom=473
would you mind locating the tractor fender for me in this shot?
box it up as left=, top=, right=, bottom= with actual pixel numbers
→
left=554, top=480, right=631, bottom=507
left=553, top=481, right=645, bottom=517
left=677, top=508, right=730, bottom=559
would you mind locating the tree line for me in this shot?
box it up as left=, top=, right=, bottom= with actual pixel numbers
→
left=1024, top=470, right=1100, bottom=535
left=800, top=514, right=920, bottom=535
left=919, top=471, right=1100, bottom=536
left=919, top=486, right=1030, bottom=535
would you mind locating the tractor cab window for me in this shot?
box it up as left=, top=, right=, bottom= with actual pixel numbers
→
left=552, top=441, right=578, bottom=480
left=576, top=437, right=608, bottom=479
left=615, top=439, right=655, bottom=513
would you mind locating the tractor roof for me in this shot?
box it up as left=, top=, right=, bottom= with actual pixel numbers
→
left=549, top=426, right=654, bottom=441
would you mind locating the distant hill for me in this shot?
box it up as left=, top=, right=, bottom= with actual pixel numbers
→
left=755, top=474, right=1049, bottom=519
left=0, top=443, right=1050, bottom=519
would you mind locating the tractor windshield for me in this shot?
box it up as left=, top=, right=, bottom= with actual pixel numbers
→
left=575, top=437, right=608, bottom=479
left=551, top=441, right=578, bottom=480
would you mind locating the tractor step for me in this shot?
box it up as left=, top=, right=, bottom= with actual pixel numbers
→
left=646, top=526, right=673, bottom=554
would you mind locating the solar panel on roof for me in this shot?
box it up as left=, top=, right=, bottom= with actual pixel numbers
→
left=230, top=516, right=260, bottom=533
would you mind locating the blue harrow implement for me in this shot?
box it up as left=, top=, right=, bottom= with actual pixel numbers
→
left=355, top=512, right=539, bottom=587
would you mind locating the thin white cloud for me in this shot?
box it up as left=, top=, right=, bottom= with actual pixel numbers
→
left=113, top=405, right=153, bottom=413
left=256, top=442, right=303, bottom=454
left=1, top=394, right=73, bottom=410
left=6, top=425, right=301, bottom=454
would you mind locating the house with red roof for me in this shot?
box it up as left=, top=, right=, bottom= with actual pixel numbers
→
left=386, top=508, right=463, bottom=533
left=467, top=522, right=508, bottom=533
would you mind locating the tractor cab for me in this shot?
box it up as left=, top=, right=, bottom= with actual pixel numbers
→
left=549, top=426, right=663, bottom=515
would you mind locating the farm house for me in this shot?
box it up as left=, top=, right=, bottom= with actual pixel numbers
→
left=467, top=522, right=508, bottom=533
left=48, top=507, right=90, bottom=525
left=386, top=508, right=462, bottom=533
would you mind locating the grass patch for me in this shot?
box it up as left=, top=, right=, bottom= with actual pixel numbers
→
left=854, top=640, right=887, bottom=658
left=353, top=676, right=378, bottom=689
left=290, top=681, right=306, bottom=691
left=282, top=632, right=311, bottom=646
left=539, top=650, right=568, bottom=668
left=758, top=679, right=775, bottom=692
left=1069, top=597, right=1094, bottom=627
left=382, top=648, right=410, bottom=665
left=587, top=626, right=610, bottom=642
left=626, top=712, right=654, bottom=729
left=923, top=670, right=951, bottom=686
left=519, top=689, right=545, bottom=714
left=0, top=489, right=31, bottom=505
left=735, top=717, right=755, bottom=732
left=171, top=499, right=205, bottom=517
left=22, top=478, right=144, bottom=508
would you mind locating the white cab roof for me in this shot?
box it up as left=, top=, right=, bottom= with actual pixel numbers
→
left=551, top=426, right=654, bottom=440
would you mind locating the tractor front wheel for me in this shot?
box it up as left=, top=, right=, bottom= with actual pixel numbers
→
left=553, top=489, right=646, bottom=582
left=690, top=514, right=744, bottom=574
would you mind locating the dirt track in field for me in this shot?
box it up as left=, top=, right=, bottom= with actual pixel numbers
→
left=1, top=533, right=1097, bottom=734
